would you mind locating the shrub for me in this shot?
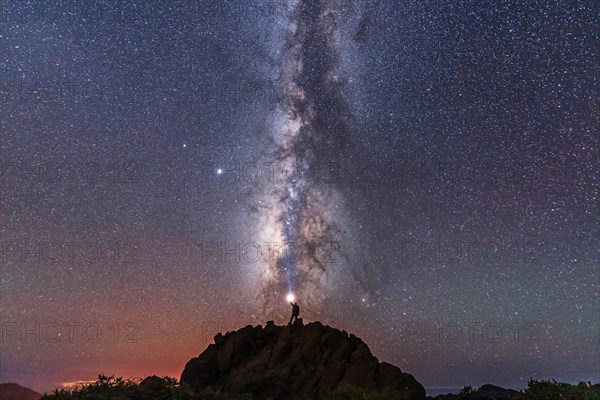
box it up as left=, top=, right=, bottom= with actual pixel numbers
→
left=523, top=379, right=600, bottom=400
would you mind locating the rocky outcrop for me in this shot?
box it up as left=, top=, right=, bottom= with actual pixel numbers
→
left=476, top=384, right=521, bottom=400
left=427, top=384, right=522, bottom=400
left=0, top=383, right=41, bottom=400
left=181, top=319, right=425, bottom=400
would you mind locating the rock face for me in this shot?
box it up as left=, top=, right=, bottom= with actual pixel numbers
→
left=476, top=384, right=521, bottom=400
left=427, top=384, right=522, bottom=400
left=181, top=319, right=426, bottom=400
left=0, top=383, right=41, bottom=400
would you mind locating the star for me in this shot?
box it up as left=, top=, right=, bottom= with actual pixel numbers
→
left=0, top=0, right=596, bottom=393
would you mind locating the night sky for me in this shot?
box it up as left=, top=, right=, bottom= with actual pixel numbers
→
left=1, top=0, right=598, bottom=394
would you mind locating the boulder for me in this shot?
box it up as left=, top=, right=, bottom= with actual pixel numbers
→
left=181, top=321, right=426, bottom=400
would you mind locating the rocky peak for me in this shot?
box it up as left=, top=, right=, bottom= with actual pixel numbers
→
left=181, top=319, right=425, bottom=400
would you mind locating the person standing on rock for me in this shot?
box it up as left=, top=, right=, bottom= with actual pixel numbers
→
left=289, top=301, right=300, bottom=325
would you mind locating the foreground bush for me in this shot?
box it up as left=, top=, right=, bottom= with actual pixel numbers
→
left=40, top=375, right=600, bottom=400
left=522, top=379, right=600, bottom=400
left=40, top=375, right=194, bottom=400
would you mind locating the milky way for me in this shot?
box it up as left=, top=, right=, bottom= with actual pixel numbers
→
left=1, top=0, right=598, bottom=393
left=253, top=0, right=356, bottom=317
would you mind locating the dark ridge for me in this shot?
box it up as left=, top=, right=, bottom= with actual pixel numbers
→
left=181, top=319, right=426, bottom=400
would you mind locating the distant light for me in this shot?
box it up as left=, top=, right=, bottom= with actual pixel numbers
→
left=217, top=168, right=223, bottom=174
left=182, top=143, right=187, bottom=148
left=287, top=293, right=295, bottom=302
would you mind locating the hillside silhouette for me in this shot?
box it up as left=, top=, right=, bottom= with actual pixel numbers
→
left=0, top=383, right=42, bottom=400
left=11, top=320, right=599, bottom=400
left=181, top=319, right=425, bottom=400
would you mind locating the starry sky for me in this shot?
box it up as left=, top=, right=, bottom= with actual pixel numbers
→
left=1, top=0, right=598, bottom=394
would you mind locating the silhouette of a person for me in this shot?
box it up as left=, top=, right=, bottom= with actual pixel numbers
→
left=289, top=301, right=300, bottom=325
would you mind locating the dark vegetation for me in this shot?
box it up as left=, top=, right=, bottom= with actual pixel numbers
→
left=40, top=375, right=600, bottom=400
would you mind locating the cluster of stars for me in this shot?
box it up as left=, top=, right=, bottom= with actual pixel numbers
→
left=0, top=0, right=597, bottom=394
